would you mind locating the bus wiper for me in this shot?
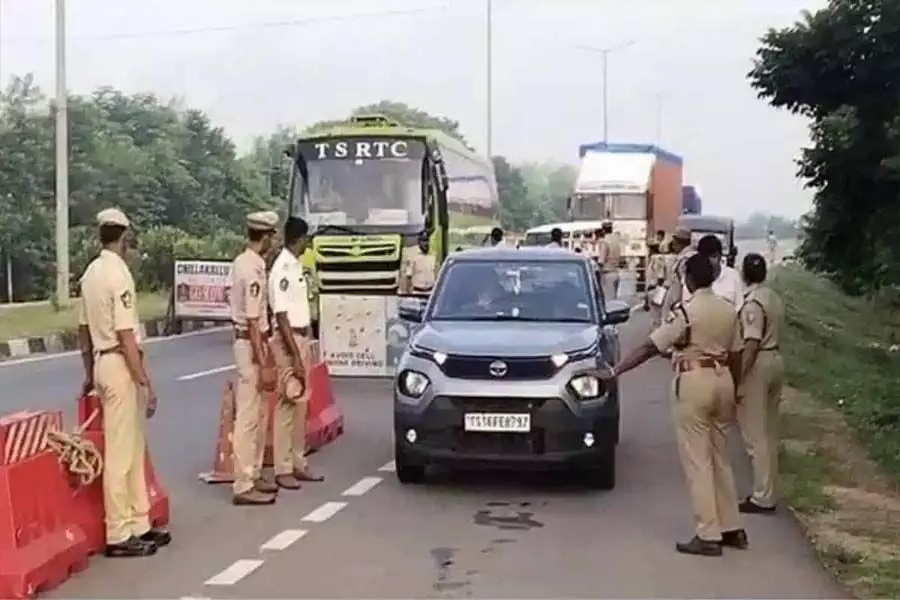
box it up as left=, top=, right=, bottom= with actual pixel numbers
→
left=314, top=224, right=366, bottom=236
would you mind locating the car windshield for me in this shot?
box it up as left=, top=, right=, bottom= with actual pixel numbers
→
left=429, top=260, right=595, bottom=323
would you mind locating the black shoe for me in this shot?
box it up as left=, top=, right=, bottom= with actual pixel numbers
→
left=105, top=536, right=157, bottom=558
left=720, top=529, right=749, bottom=549
left=739, top=498, right=776, bottom=514
left=140, top=528, right=172, bottom=547
left=675, top=536, right=723, bottom=556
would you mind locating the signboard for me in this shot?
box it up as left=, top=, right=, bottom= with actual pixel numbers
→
left=173, top=260, right=232, bottom=321
left=319, top=294, right=423, bottom=377
left=298, top=137, right=425, bottom=162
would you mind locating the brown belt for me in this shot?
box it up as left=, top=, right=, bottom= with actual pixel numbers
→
left=676, top=357, right=725, bottom=373
left=233, top=328, right=272, bottom=340
left=276, top=326, right=310, bottom=337
left=95, top=346, right=143, bottom=357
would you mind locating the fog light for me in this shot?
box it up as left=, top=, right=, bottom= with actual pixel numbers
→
left=406, top=428, right=418, bottom=443
left=583, top=433, right=595, bottom=447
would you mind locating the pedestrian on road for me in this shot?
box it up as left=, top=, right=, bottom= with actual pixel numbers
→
left=598, top=254, right=748, bottom=556
left=660, top=226, right=695, bottom=315
left=696, top=234, right=744, bottom=307
left=77, top=207, right=171, bottom=558
left=601, top=221, right=621, bottom=299
left=488, top=227, right=504, bottom=246
left=404, top=231, right=437, bottom=295
left=268, top=216, right=325, bottom=490
left=765, top=230, right=778, bottom=265
left=230, top=211, right=280, bottom=506
left=736, top=253, right=785, bottom=515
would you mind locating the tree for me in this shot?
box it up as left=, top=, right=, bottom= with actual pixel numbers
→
left=748, top=0, right=900, bottom=293
left=492, top=156, right=531, bottom=230
left=0, top=75, right=271, bottom=301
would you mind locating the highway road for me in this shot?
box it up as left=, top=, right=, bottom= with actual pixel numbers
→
left=0, top=309, right=847, bottom=599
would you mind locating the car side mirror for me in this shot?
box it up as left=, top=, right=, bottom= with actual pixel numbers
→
left=603, top=299, right=630, bottom=325
left=398, top=299, right=425, bottom=323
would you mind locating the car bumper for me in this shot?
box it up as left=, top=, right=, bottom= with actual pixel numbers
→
left=394, top=395, right=618, bottom=469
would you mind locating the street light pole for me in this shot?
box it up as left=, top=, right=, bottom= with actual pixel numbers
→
left=575, top=40, right=635, bottom=144
left=54, top=0, right=70, bottom=306
left=485, top=0, right=493, bottom=158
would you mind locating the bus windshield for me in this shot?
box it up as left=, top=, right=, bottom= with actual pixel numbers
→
left=293, top=137, right=426, bottom=228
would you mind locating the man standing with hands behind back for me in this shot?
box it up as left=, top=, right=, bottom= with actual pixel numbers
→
left=268, top=216, right=324, bottom=490
left=230, top=211, right=280, bottom=505
left=78, top=207, right=170, bottom=558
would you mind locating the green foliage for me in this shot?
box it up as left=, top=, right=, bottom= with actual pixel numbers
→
left=0, top=75, right=274, bottom=302
left=748, top=0, right=900, bottom=294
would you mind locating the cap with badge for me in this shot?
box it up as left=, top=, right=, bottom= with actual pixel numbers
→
left=96, top=208, right=130, bottom=228
left=247, top=211, right=279, bottom=232
left=672, top=226, right=691, bottom=241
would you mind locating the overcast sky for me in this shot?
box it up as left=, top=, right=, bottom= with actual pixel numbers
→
left=2, top=0, right=824, bottom=218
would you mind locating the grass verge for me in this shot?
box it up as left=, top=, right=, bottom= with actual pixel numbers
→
left=0, top=292, right=169, bottom=340
left=771, top=266, right=900, bottom=598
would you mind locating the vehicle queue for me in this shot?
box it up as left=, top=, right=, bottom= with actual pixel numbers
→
left=76, top=206, right=784, bottom=560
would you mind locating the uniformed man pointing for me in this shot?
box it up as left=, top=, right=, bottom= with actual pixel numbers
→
left=598, top=254, right=747, bottom=556
left=230, top=211, right=280, bottom=505
left=268, top=216, right=324, bottom=489
left=78, top=208, right=171, bottom=557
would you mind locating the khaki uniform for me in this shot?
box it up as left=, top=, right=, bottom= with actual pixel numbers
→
left=647, top=252, right=668, bottom=327
left=230, top=247, right=271, bottom=495
left=650, top=289, right=743, bottom=541
left=737, top=284, right=785, bottom=508
left=404, top=247, right=436, bottom=294
left=661, top=245, right=696, bottom=316
left=78, top=248, right=150, bottom=545
left=604, top=236, right=622, bottom=299
left=267, top=247, right=313, bottom=476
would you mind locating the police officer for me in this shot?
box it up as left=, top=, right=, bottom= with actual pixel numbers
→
left=403, top=231, right=437, bottom=295
left=267, top=216, right=324, bottom=490
left=647, top=238, right=667, bottom=326
left=599, top=254, right=747, bottom=555
left=230, top=211, right=280, bottom=505
left=736, top=253, right=785, bottom=514
left=602, top=221, right=622, bottom=298
left=78, top=208, right=171, bottom=557
left=661, top=226, right=695, bottom=315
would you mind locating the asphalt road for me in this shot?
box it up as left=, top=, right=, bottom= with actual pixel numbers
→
left=0, top=306, right=847, bottom=598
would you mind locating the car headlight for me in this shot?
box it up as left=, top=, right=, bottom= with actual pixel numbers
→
left=409, top=345, right=448, bottom=366
left=398, top=370, right=430, bottom=398
left=569, top=374, right=603, bottom=400
left=551, top=353, right=569, bottom=368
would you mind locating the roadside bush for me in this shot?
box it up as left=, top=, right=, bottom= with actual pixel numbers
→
left=70, top=225, right=243, bottom=293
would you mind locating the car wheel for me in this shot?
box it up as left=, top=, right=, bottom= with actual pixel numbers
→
left=583, top=448, right=616, bottom=490
left=395, top=447, right=425, bottom=484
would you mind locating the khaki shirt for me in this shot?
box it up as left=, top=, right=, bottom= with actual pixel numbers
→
left=78, top=249, right=141, bottom=351
left=268, top=247, right=310, bottom=329
left=605, top=235, right=622, bottom=270
left=230, top=248, right=269, bottom=331
left=739, top=284, right=784, bottom=351
left=404, top=247, right=437, bottom=292
left=650, top=288, right=742, bottom=362
left=663, top=246, right=696, bottom=308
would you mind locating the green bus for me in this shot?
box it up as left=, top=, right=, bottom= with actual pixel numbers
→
left=284, top=115, right=499, bottom=327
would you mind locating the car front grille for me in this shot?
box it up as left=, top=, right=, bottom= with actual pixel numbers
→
left=441, top=355, right=557, bottom=380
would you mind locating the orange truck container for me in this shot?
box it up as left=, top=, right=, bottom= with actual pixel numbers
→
left=571, top=142, right=684, bottom=293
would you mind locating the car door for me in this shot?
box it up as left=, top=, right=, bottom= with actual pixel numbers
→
left=591, top=262, right=620, bottom=361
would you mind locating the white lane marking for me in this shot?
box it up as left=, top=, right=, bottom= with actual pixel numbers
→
left=341, top=476, right=383, bottom=497
left=177, top=364, right=235, bottom=381
left=203, top=559, right=264, bottom=586
left=0, top=326, right=228, bottom=368
left=260, top=529, right=308, bottom=551
left=301, top=501, right=347, bottom=523
left=377, top=460, right=396, bottom=472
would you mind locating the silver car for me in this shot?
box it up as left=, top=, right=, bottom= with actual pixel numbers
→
left=393, top=246, right=631, bottom=489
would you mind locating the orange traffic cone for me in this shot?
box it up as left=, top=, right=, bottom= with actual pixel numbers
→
left=197, top=383, right=237, bottom=483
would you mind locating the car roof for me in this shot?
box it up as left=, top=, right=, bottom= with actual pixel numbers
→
left=447, top=246, right=594, bottom=265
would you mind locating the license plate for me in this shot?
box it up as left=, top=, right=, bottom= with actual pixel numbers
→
left=463, top=413, right=531, bottom=433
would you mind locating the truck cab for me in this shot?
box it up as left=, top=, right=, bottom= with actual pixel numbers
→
left=677, top=215, right=738, bottom=267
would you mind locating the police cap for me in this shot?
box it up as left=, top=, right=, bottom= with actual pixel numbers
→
left=96, top=208, right=130, bottom=228
left=672, top=226, right=691, bottom=242
left=247, top=211, right=279, bottom=232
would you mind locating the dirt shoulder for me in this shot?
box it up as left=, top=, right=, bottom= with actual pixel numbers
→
left=772, top=267, right=900, bottom=598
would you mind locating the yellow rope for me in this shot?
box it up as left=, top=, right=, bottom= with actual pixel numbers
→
left=46, top=409, right=104, bottom=487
